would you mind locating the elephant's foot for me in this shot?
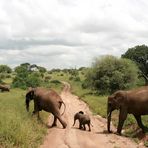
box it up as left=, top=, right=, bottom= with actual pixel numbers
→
left=51, top=123, right=57, bottom=127
left=32, top=111, right=36, bottom=115
left=108, top=130, right=112, bottom=133
left=116, top=131, right=122, bottom=136
left=62, top=123, right=67, bottom=129
left=141, top=126, right=148, bottom=133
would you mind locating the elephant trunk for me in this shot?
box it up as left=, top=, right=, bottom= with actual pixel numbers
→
left=25, top=93, right=32, bottom=112
left=107, top=104, right=112, bottom=133
left=25, top=90, right=34, bottom=112
left=26, top=97, right=30, bottom=112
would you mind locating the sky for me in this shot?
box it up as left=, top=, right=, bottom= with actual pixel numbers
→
left=0, top=0, right=148, bottom=69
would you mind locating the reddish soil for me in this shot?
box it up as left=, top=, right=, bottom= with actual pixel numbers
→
left=40, top=82, right=146, bottom=148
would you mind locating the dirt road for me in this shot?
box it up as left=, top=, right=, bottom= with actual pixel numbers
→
left=40, top=82, right=144, bottom=148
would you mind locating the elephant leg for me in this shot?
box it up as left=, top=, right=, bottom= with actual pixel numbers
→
left=32, top=110, right=36, bottom=115
left=73, top=119, right=76, bottom=126
left=88, top=123, right=91, bottom=131
left=52, top=116, right=57, bottom=127
left=37, top=111, right=40, bottom=119
left=54, top=112, right=67, bottom=129
left=33, top=100, right=40, bottom=119
left=83, top=124, right=86, bottom=130
left=117, top=108, right=127, bottom=134
left=134, top=115, right=146, bottom=132
left=79, top=122, right=82, bottom=129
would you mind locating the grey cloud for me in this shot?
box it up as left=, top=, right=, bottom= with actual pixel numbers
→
left=76, top=18, right=124, bottom=34
left=0, top=0, right=148, bottom=69
left=0, top=37, right=84, bottom=50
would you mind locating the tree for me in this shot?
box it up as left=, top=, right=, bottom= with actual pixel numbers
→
left=122, top=45, right=148, bottom=85
left=0, top=65, right=12, bottom=73
left=12, top=63, right=43, bottom=89
left=83, top=55, right=139, bottom=94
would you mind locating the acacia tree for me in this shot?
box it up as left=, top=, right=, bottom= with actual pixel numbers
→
left=122, top=45, right=148, bottom=85
left=83, top=55, right=139, bottom=94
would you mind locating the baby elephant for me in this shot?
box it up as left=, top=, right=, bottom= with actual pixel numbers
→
left=73, top=111, right=92, bottom=131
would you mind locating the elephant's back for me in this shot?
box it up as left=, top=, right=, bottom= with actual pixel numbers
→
left=35, top=88, right=62, bottom=104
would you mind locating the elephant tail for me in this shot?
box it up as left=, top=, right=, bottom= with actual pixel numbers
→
left=90, top=122, right=93, bottom=127
left=61, top=101, right=66, bottom=116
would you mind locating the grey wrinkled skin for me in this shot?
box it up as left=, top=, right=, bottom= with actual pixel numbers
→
left=25, top=87, right=67, bottom=129
left=107, top=86, right=148, bottom=135
left=73, top=111, right=91, bottom=131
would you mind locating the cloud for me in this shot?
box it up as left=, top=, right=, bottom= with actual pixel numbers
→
left=0, top=0, right=148, bottom=69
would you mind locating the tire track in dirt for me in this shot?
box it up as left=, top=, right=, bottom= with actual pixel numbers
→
left=40, top=82, right=145, bottom=148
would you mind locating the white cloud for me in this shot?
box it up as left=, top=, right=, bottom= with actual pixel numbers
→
left=0, top=0, right=148, bottom=69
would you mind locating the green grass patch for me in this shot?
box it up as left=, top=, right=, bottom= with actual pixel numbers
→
left=0, top=89, right=49, bottom=148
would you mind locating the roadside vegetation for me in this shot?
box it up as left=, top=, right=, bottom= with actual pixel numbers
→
left=0, top=45, right=148, bottom=147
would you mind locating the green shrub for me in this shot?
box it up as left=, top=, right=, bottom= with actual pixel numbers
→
left=84, top=55, right=139, bottom=94
left=74, top=76, right=81, bottom=81
left=69, top=76, right=73, bottom=80
left=50, top=80, right=61, bottom=84
left=12, top=71, right=42, bottom=89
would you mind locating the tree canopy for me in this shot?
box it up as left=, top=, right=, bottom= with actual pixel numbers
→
left=12, top=63, right=44, bottom=89
left=83, top=55, right=139, bottom=94
left=122, top=45, right=148, bottom=84
left=0, top=65, right=12, bottom=73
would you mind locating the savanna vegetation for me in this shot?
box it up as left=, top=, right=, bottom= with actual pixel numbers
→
left=0, top=45, right=148, bottom=147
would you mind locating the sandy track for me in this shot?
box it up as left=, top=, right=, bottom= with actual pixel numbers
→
left=40, top=82, right=144, bottom=148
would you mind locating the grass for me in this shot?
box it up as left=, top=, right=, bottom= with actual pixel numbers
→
left=0, top=89, right=49, bottom=148
left=0, top=74, right=64, bottom=148
left=1, top=71, right=148, bottom=147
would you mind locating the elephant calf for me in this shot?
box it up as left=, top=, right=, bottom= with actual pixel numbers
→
left=73, top=111, right=92, bottom=131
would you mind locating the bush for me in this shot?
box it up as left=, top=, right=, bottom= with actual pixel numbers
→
left=74, top=76, right=81, bottom=81
left=44, top=76, right=52, bottom=81
left=12, top=65, right=43, bottom=89
left=69, top=76, right=74, bottom=80
left=50, top=80, right=61, bottom=84
left=0, top=65, right=12, bottom=73
left=84, top=55, right=139, bottom=94
left=0, top=73, right=5, bottom=79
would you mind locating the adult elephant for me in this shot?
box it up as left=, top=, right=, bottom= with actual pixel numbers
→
left=107, top=86, right=148, bottom=135
left=25, top=87, right=67, bottom=128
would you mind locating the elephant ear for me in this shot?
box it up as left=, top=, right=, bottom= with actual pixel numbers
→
left=113, top=91, right=126, bottom=108
left=26, top=88, right=35, bottom=100
left=79, top=111, right=84, bottom=114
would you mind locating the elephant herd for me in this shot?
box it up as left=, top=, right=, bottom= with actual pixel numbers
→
left=25, top=86, right=148, bottom=135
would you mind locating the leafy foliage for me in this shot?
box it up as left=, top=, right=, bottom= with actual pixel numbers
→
left=83, top=55, right=139, bottom=94
left=12, top=63, right=43, bottom=89
left=0, top=65, right=12, bottom=73
left=122, top=45, right=148, bottom=84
